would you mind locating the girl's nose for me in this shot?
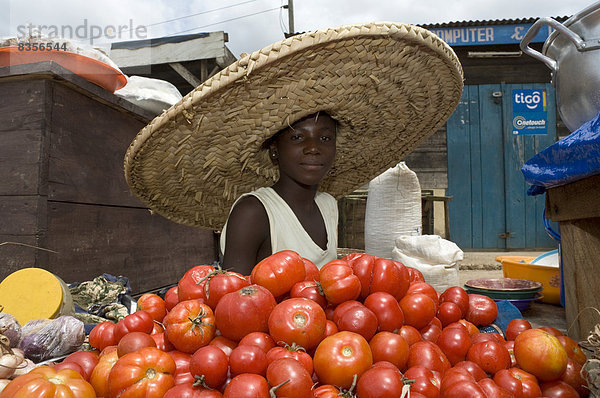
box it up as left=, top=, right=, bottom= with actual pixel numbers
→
left=303, top=137, right=320, bottom=154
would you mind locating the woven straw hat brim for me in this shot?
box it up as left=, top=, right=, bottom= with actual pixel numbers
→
left=124, top=21, right=464, bottom=230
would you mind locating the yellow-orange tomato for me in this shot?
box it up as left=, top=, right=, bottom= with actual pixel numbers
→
left=2, top=366, right=96, bottom=397
left=514, top=328, right=568, bottom=381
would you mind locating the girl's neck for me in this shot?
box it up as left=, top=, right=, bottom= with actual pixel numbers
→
left=272, top=179, right=318, bottom=211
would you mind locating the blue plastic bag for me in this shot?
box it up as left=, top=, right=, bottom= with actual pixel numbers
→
left=522, top=111, right=600, bottom=195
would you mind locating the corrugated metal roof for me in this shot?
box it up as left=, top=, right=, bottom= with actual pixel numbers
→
left=419, top=16, right=569, bottom=29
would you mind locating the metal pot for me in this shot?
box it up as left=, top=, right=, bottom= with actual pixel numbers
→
left=521, top=2, right=600, bottom=132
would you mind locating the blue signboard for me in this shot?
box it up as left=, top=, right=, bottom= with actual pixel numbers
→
left=512, top=89, right=548, bottom=135
left=430, top=24, right=552, bottom=46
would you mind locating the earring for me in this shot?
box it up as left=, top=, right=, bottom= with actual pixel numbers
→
left=271, top=152, right=277, bottom=158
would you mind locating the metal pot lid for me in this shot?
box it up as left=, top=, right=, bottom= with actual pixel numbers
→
left=543, top=1, right=600, bottom=53
left=464, top=278, right=543, bottom=292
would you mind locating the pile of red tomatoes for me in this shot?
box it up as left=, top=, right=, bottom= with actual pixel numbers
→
left=1, top=251, right=590, bottom=397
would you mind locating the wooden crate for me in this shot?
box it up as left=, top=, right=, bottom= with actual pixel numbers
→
left=546, top=174, right=600, bottom=341
left=0, top=62, right=216, bottom=294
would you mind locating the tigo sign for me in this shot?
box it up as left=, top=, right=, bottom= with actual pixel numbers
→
left=512, top=89, right=547, bottom=135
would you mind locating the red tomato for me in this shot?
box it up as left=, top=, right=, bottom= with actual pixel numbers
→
left=202, top=268, right=250, bottom=309
left=436, top=326, right=472, bottom=365
left=436, top=301, right=462, bottom=327
left=557, top=335, right=588, bottom=366
left=356, top=366, right=405, bottom=398
left=222, top=373, right=269, bottom=398
left=3, top=366, right=96, bottom=397
left=164, top=285, right=179, bottom=311
left=168, top=350, right=194, bottom=385
left=250, top=250, right=306, bottom=298
left=399, top=293, right=437, bottom=329
left=89, top=348, right=119, bottom=397
left=189, top=345, right=229, bottom=389
left=268, top=297, right=327, bottom=350
left=266, top=358, right=313, bottom=398
left=302, top=258, right=320, bottom=282
left=504, top=340, right=517, bottom=367
left=505, top=318, right=532, bottom=341
left=117, top=331, right=157, bottom=357
left=152, top=332, right=175, bottom=352
left=453, top=360, right=487, bottom=381
left=457, top=319, right=480, bottom=336
left=560, top=358, right=590, bottom=397
left=442, top=381, right=487, bottom=398
left=333, top=300, right=378, bottom=341
left=399, top=325, right=423, bottom=346
left=541, top=380, right=580, bottom=398
left=107, top=347, right=176, bottom=398
left=178, top=265, right=215, bottom=302
left=137, top=293, right=167, bottom=322
left=229, top=345, right=268, bottom=377
left=164, top=383, right=223, bottom=397
left=407, top=267, right=426, bottom=283
left=114, top=310, right=155, bottom=342
left=289, top=280, right=327, bottom=308
left=493, top=367, right=543, bottom=397
left=465, top=294, right=498, bottom=326
left=478, top=377, right=514, bottom=398
left=540, top=326, right=564, bottom=337
left=363, top=291, right=405, bottom=332
left=439, top=287, right=469, bottom=317
left=164, top=299, right=216, bottom=353
left=420, top=323, right=442, bottom=344
left=312, top=384, right=341, bottom=397
left=406, top=282, right=440, bottom=311
left=369, top=331, right=409, bottom=372
left=214, top=284, right=277, bottom=341
left=466, top=340, right=511, bottom=376
left=209, top=336, right=237, bottom=357
left=313, top=331, right=373, bottom=389
left=514, top=328, right=568, bottom=381
left=407, top=341, right=451, bottom=375
left=471, top=332, right=505, bottom=345
left=344, top=253, right=410, bottom=300
left=61, top=351, right=99, bottom=381
left=151, top=322, right=164, bottom=335
left=53, top=361, right=85, bottom=377
left=404, top=366, right=441, bottom=397
left=266, top=344, right=313, bottom=375
left=89, top=321, right=118, bottom=351
left=318, top=260, right=361, bottom=304
left=324, top=320, right=338, bottom=337
left=238, top=332, right=276, bottom=353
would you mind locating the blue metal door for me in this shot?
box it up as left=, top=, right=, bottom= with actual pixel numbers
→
left=446, top=83, right=558, bottom=249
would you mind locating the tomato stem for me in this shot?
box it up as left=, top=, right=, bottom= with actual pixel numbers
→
left=269, top=379, right=290, bottom=397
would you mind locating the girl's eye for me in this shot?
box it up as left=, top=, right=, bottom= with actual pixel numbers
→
left=290, top=134, right=302, bottom=141
left=321, top=135, right=333, bottom=142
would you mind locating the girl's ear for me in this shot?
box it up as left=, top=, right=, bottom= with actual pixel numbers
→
left=269, top=145, right=278, bottom=163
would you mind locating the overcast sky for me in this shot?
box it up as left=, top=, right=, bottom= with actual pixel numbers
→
left=3, top=0, right=597, bottom=57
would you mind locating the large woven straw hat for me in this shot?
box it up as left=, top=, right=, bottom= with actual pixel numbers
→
left=124, top=22, right=463, bottom=230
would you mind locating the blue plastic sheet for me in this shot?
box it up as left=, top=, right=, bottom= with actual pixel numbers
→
left=521, top=111, right=600, bottom=195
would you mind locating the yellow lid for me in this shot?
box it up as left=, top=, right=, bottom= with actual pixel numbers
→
left=0, top=268, right=64, bottom=325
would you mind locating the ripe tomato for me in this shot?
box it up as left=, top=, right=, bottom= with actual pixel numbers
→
left=407, top=267, right=426, bottom=283
left=137, top=293, right=167, bottom=322
left=436, top=301, right=463, bottom=327
left=178, top=265, right=215, bottom=302
left=466, top=340, right=511, bottom=375
left=222, top=373, right=269, bottom=398
left=478, top=378, right=514, bottom=398
left=89, top=321, right=118, bottom=351
left=505, top=318, right=532, bottom=341
left=540, top=380, right=580, bottom=398
left=369, top=331, right=409, bottom=371
left=471, top=332, right=505, bottom=345
left=453, top=360, right=487, bottom=381
left=363, top=291, right=405, bottom=333
left=164, top=285, right=179, bottom=311
left=439, top=287, right=469, bottom=317
left=268, top=297, right=327, bottom=351
left=164, top=383, right=224, bottom=397
left=399, top=325, right=423, bottom=346
left=189, top=345, right=229, bottom=389
left=229, top=345, right=268, bottom=377
left=356, top=366, right=405, bottom=398
left=557, top=335, right=588, bottom=366
left=202, top=268, right=250, bottom=309
left=399, top=293, right=437, bottom=329
left=214, top=284, right=277, bottom=341
left=302, top=257, right=320, bottom=282
left=540, top=326, right=564, bottom=337
left=266, top=358, right=313, bottom=398
left=238, top=332, right=276, bottom=353
left=289, top=280, right=327, bottom=308
left=53, top=361, right=85, bottom=378
left=493, top=367, right=542, bottom=397
left=250, top=250, right=306, bottom=298
left=514, top=328, right=568, bottom=381
left=333, top=300, right=378, bottom=341
left=89, top=348, right=119, bottom=397
left=61, top=351, right=99, bottom=381
left=313, top=331, right=373, bottom=389
left=324, top=320, right=338, bottom=337
left=266, top=344, right=313, bottom=375
left=436, top=326, right=472, bottom=365
left=504, top=340, right=517, bottom=367
left=420, top=322, right=442, bottom=344
left=107, top=347, right=176, bottom=398
left=404, top=366, right=441, bottom=397
left=168, top=350, right=194, bottom=385
left=152, top=332, right=175, bottom=352
left=407, top=341, right=451, bottom=375
left=114, top=310, right=154, bottom=342
left=318, top=260, right=361, bottom=304
left=117, top=331, right=157, bottom=357
left=312, top=384, right=341, bottom=397
left=3, top=366, right=96, bottom=397
left=465, top=294, right=498, bottom=326
left=163, top=299, right=216, bottom=354
left=457, top=319, right=480, bottom=336
left=560, top=358, right=590, bottom=397
left=209, top=336, right=237, bottom=357
left=406, top=282, right=440, bottom=311
left=344, top=253, right=410, bottom=300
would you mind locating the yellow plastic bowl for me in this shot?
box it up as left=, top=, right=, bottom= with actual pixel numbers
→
left=496, top=256, right=561, bottom=305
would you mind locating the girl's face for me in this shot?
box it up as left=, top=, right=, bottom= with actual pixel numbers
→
left=271, top=113, right=337, bottom=188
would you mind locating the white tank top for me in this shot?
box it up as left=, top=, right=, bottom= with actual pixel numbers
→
left=220, top=187, right=338, bottom=268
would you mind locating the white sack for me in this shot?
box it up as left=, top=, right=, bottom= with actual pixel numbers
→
left=115, top=75, right=182, bottom=114
left=392, top=235, right=463, bottom=292
left=365, top=162, right=422, bottom=259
